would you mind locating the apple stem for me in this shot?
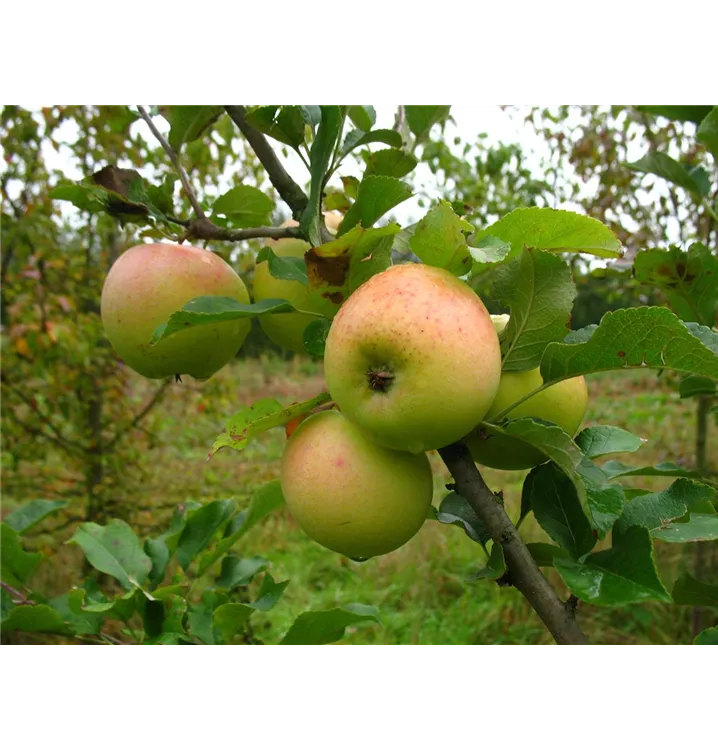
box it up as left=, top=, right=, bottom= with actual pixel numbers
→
left=438, top=440, right=590, bottom=645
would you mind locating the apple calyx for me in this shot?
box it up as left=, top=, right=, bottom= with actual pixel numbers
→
left=367, top=368, right=394, bottom=393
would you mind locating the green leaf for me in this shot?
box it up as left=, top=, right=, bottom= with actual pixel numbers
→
left=347, top=105, right=376, bottom=132
left=166, top=106, right=224, bottom=150
left=303, top=106, right=342, bottom=246
left=341, top=176, right=360, bottom=199
left=408, top=200, right=473, bottom=275
left=217, top=556, right=269, bottom=590
left=526, top=543, right=570, bottom=568
left=197, top=480, right=285, bottom=575
left=210, top=393, right=331, bottom=457
left=338, top=176, right=412, bottom=237
left=616, top=479, right=716, bottom=535
left=601, top=460, right=703, bottom=482
left=679, top=375, right=717, bottom=398
left=696, top=106, right=718, bottom=159
left=213, top=603, right=254, bottom=643
left=251, top=572, right=289, bottom=612
left=244, top=106, right=306, bottom=149
left=467, top=235, right=512, bottom=265
left=554, top=527, right=671, bottom=605
left=176, top=499, right=236, bottom=571
left=653, top=514, right=718, bottom=543
left=212, top=186, right=274, bottom=228
left=1, top=604, right=70, bottom=634
left=634, top=244, right=718, bottom=326
left=151, top=296, right=315, bottom=345
left=404, top=105, right=451, bottom=143
left=299, top=106, right=321, bottom=127
left=434, top=492, right=491, bottom=545
left=149, top=594, right=187, bottom=643
left=81, top=588, right=136, bottom=620
left=48, top=591, right=103, bottom=636
left=67, top=520, right=151, bottom=590
left=187, top=602, right=218, bottom=645
left=279, top=604, right=381, bottom=645
left=256, top=247, right=308, bottom=285
left=492, top=249, right=576, bottom=371
left=523, top=463, right=595, bottom=558
left=477, top=207, right=623, bottom=265
left=538, top=307, right=718, bottom=388
left=468, top=543, right=506, bottom=580
left=4, top=500, right=68, bottom=534
left=364, top=148, right=418, bottom=178
left=636, top=105, right=714, bottom=124
left=575, top=426, right=646, bottom=459
left=343, top=129, right=403, bottom=155
left=694, top=627, right=718, bottom=645
left=576, top=459, right=627, bottom=535
left=144, top=537, right=170, bottom=589
left=672, top=572, right=718, bottom=606
left=303, top=318, right=331, bottom=357
left=628, top=151, right=710, bottom=197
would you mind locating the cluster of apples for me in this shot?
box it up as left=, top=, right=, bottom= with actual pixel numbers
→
left=100, top=231, right=587, bottom=562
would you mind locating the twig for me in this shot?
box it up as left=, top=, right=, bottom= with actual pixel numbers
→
left=185, top=218, right=302, bottom=243
left=394, top=105, right=405, bottom=133
left=438, top=441, right=590, bottom=645
left=1, top=580, right=36, bottom=605
left=136, top=105, right=207, bottom=220
left=224, top=106, right=309, bottom=219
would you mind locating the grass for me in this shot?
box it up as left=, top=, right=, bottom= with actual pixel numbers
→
left=3, top=356, right=715, bottom=645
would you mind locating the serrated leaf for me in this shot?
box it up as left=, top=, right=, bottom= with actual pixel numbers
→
left=256, top=246, right=308, bottom=285
left=217, top=556, right=269, bottom=590
left=538, top=307, right=718, bottom=389
left=636, top=105, right=714, bottom=124
left=467, top=235, right=512, bottom=265
left=197, top=481, right=285, bottom=575
left=523, top=463, right=595, bottom=558
left=575, top=426, right=646, bottom=458
left=151, top=295, right=316, bottom=345
left=468, top=543, right=506, bottom=580
left=634, top=243, right=718, bottom=326
left=67, top=520, right=151, bottom=590
left=554, top=527, right=670, bottom=605
left=279, top=603, right=381, bottom=645
left=251, top=573, right=289, bottom=612
left=175, top=499, right=236, bottom=571
left=696, top=106, right=718, bottom=159
left=653, top=513, right=718, bottom=543
left=404, top=105, right=451, bottom=143
left=166, top=105, right=224, bottom=150
left=694, top=626, right=718, bottom=644
left=212, top=185, right=274, bottom=228
left=628, top=151, right=709, bottom=196
left=672, top=572, right=718, bottom=606
left=347, top=105, right=376, bottom=132
left=303, top=318, right=331, bottom=357
left=4, top=500, right=68, bottom=534
left=526, top=543, right=570, bottom=568
left=679, top=375, right=717, bottom=398
left=493, top=249, right=576, bottom=371
left=477, top=207, right=623, bottom=266
left=434, top=492, right=491, bottom=545
left=1, top=604, right=70, bottom=634
left=210, top=393, right=331, bottom=458
left=364, top=148, right=417, bottom=178
left=213, top=602, right=254, bottom=643
left=408, top=200, right=473, bottom=275
left=338, top=175, right=412, bottom=237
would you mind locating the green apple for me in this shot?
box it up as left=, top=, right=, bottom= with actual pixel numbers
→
left=101, top=242, right=250, bottom=380
left=466, top=314, right=589, bottom=470
left=281, top=410, right=433, bottom=559
left=253, top=212, right=343, bottom=354
left=323, top=263, right=502, bottom=453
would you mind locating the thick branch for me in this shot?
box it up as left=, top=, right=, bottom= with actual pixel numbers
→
left=185, top=218, right=302, bottom=243
left=438, top=441, right=589, bottom=645
left=224, top=105, right=308, bottom=219
left=137, top=105, right=207, bottom=219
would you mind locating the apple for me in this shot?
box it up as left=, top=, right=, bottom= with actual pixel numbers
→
left=280, top=410, right=433, bottom=559
left=323, top=263, right=502, bottom=453
left=466, top=314, right=589, bottom=470
left=101, top=242, right=251, bottom=380
left=253, top=212, right=343, bottom=354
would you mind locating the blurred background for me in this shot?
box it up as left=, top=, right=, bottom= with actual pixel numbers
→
left=1, top=105, right=715, bottom=644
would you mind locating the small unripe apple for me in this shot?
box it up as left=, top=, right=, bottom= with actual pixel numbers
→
left=253, top=212, right=343, bottom=354
left=466, top=314, right=589, bottom=470
left=323, top=263, right=502, bottom=453
left=281, top=410, right=433, bottom=559
left=101, top=243, right=250, bottom=380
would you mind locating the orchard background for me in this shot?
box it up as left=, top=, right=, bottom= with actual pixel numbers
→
left=1, top=104, right=717, bottom=645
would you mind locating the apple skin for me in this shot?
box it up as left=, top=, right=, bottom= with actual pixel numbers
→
left=280, top=410, right=433, bottom=559
left=253, top=212, right=343, bottom=354
left=323, top=263, right=502, bottom=453
left=101, top=243, right=251, bottom=380
left=466, top=365, right=589, bottom=471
